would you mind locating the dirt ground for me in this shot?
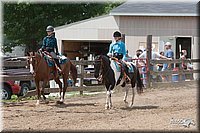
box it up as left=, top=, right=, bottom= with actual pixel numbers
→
left=2, top=83, right=198, bottom=132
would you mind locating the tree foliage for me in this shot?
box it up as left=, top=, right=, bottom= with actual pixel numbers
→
left=3, top=2, right=122, bottom=52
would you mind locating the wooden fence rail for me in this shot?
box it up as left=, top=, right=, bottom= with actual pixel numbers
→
left=1, top=57, right=200, bottom=97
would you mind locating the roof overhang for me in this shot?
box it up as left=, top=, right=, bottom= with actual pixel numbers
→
left=109, top=13, right=198, bottom=17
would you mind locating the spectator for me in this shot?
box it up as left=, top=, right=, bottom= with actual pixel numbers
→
left=180, top=50, right=187, bottom=70
left=139, top=49, right=170, bottom=87
left=157, top=51, right=165, bottom=71
left=133, top=49, right=144, bottom=76
left=161, top=42, right=174, bottom=82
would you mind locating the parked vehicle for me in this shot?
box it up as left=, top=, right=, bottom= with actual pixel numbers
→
left=1, top=81, right=21, bottom=100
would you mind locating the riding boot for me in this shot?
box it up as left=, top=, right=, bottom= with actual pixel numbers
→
left=120, top=61, right=130, bottom=82
left=54, top=59, right=61, bottom=75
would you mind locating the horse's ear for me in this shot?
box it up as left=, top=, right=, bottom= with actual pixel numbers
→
left=26, top=52, right=30, bottom=56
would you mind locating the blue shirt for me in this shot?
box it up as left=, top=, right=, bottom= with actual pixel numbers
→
left=107, top=41, right=126, bottom=59
left=42, top=34, right=59, bottom=54
left=163, top=49, right=174, bottom=70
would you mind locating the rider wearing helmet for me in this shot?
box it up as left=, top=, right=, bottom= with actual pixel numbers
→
left=107, top=31, right=129, bottom=81
left=41, top=25, right=60, bottom=69
left=107, top=31, right=126, bottom=60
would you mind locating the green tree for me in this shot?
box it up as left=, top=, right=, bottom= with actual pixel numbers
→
left=3, top=2, right=122, bottom=53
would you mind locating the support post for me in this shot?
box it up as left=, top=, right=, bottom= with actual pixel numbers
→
left=80, top=58, right=84, bottom=95
left=146, top=35, right=152, bottom=88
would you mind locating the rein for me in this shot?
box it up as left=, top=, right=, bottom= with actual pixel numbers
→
left=30, top=54, right=42, bottom=75
left=98, top=59, right=110, bottom=80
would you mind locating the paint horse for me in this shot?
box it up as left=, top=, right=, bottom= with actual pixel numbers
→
left=27, top=51, right=77, bottom=105
left=94, top=55, right=143, bottom=109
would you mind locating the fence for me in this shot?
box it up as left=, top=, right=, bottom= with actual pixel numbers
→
left=149, top=58, right=200, bottom=88
left=1, top=56, right=200, bottom=98
left=1, top=59, right=105, bottom=97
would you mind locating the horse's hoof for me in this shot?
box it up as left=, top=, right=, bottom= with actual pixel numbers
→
left=129, top=104, right=133, bottom=108
left=105, top=105, right=109, bottom=110
left=35, top=100, right=40, bottom=105
left=56, top=101, right=64, bottom=104
left=45, top=100, right=49, bottom=104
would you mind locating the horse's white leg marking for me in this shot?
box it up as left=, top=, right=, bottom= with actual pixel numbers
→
left=123, top=86, right=129, bottom=106
left=108, top=90, right=112, bottom=109
left=105, top=91, right=110, bottom=109
left=36, top=100, right=40, bottom=105
left=29, top=58, right=34, bottom=74
left=60, top=92, right=64, bottom=102
left=130, top=87, right=135, bottom=108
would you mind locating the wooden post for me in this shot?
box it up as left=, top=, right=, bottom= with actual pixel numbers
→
left=122, top=34, right=125, bottom=43
left=79, top=58, right=84, bottom=95
left=146, top=35, right=152, bottom=88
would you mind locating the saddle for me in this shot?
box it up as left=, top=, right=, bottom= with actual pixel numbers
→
left=39, top=50, right=68, bottom=77
left=111, top=57, right=132, bottom=83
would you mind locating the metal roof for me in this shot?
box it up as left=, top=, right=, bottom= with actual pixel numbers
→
left=110, top=1, right=198, bottom=16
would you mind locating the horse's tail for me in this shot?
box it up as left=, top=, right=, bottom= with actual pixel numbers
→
left=70, top=61, right=77, bottom=86
left=136, top=67, right=144, bottom=95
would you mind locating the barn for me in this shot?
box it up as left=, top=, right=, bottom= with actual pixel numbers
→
left=55, top=1, right=198, bottom=60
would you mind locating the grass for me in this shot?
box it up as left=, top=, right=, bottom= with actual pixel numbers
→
left=1, top=91, right=105, bottom=103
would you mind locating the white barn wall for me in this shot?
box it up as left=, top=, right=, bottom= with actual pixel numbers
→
left=119, top=16, right=197, bottom=36
left=55, top=15, right=119, bottom=41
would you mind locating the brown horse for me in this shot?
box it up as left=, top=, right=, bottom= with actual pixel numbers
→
left=27, top=51, right=77, bottom=105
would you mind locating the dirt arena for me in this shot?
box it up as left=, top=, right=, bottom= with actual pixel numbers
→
left=2, top=83, right=198, bottom=132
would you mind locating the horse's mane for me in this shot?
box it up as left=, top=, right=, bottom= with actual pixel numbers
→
left=101, top=55, right=110, bottom=66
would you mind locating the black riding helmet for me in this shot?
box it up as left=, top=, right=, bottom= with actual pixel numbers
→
left=46, top=25, right=54, bottom=32
left=113, top=31, right=121, bottom=37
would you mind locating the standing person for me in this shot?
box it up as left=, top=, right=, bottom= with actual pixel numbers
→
left=161, top=42, right=174, bottom=81
left=139, top=49, right=171, bottom=86
left=157, top=51, right=165, bottom=71
left=133, top=49, right=144, bottom=75
left=107, top=31, right=129, bottom=80
left=40, top=25, right=60, bottom=70
left=180, top=50, right=187, bottom=70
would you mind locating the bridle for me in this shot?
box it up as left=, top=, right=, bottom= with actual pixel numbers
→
left=95, top=56, right=110, bottom=81
left=28, top=52, right=42, bottom=75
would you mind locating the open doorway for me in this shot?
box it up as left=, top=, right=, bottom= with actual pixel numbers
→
left=176, top=37, right=192, bottom=59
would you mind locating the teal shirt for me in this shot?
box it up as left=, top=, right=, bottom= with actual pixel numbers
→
left=108, top=40, right=126, bottom=59
left=42, top=34, right=59, bottom=54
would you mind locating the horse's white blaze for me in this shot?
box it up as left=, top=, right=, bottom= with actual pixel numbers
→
left=29, top=58, right=34, bottom=74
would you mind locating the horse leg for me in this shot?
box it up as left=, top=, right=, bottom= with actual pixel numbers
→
left=60, top=74, right=68, bottom=103
left=130, top=78, right=136, bottom=108
left=123, top=86, right=129, bottom=107
left=35, top=80, right=41, bottom=105
left=105, top=85, right=110, bottom=109
left=41, top=80, right=49, bottom=104
left=108, top=90, right=112, bottom=109
left=105, top=85, right=113, bottom=109
left=54, top=77, right=63, bottom=104
left=129, top=86, right=135, bottom=108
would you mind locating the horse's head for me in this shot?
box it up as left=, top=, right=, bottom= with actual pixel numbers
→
left=94, top=55, right=102, bottom=80
left=27, top=51, right=42, bottom=74
left=94, top=55, right=110, bottom=81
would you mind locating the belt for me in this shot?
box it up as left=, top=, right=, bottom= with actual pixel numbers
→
left=46, top=47, right=54, bottom=52
left=113, top=53, right=123, bottom=55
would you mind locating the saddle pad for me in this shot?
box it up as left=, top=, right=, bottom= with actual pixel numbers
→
left=113, top=60, right=121, bottom=72
left=126, top=62, right=134, bottom=73
left=58, top=54, right=68, bottom=64
left=44, top=55, right=54, bottom=67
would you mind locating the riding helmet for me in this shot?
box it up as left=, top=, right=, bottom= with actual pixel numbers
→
left=113, top=31, right=121, bottom=37
left=46, top=25, right=54, bottom=32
